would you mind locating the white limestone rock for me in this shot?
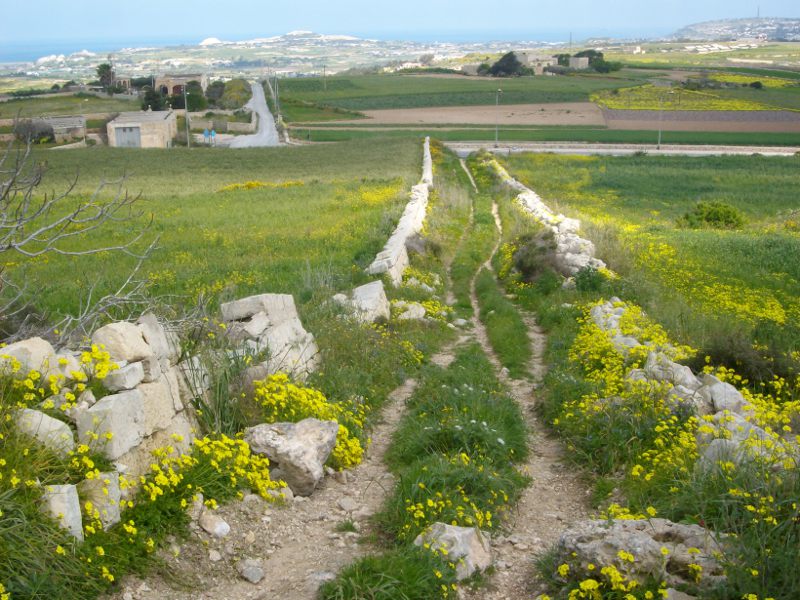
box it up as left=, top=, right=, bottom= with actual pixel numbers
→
left=92, top=322, right=153, bottom=363
left=221, top=293, right=297, bottom=325
left=137, top=312, right=180, bottom=365
left=245, top=418, right=339, bottom=496
left=0, top=337, right=56, bottom=376
left=41, top=484, right=83, bottom=541
left=138, top=372, right=180, bottom=436
left=103, top=361, right=145, bottom=392
left=350, top=280, right=390, bottom=323
left=77, top=390, right=145, bottom=460
left=413, top=523, right=492, bottom=580
left=14, top=408, right=74, bottom=456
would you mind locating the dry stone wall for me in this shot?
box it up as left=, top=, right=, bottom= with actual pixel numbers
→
left=4, top=291, right=319, bottom=540
left=367, top=137, right=433, bottom=286
left=487, top=158, right=607, bottom=277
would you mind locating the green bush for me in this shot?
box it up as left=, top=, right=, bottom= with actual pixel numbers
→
left=677, top=201, right=746, bottom=230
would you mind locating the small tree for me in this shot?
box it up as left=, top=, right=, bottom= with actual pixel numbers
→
left=141, top=89, right=166, bottom=111
left=0, top=140, right=155, bottom=339
left=205, top=80, right=226, bottom=106
left=186, top=81, right=208, bottom=111
left=488, top=52, right=530, bottom=77
left=96, top=63, right=113, bottom=92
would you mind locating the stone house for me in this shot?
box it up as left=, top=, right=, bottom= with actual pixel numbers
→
left=107, top=110, right=177, bottom=148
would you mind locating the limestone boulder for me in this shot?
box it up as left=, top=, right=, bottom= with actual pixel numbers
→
left=701, top=374, right=749, bottom=415
left=14, top=408, right=74, bottom=456
left=77, top=390, right=145, bottom=460
left=557, top=519, right=725, bottom=589
left=115, top=410, right=196, bottom=478
left=0, top=337, right=56, bottom=376
left=138, top=372, right=180, bottom=436
left=645, top=353, right=701, bottom=391
left=350, top=281, right=390, bottom=323
left=221, top=293, right=297, bottom=325
left=137, top=312, right=180, bottom=365
left=103, top=361, right=145, bottom=392
left=41, top=484, right=83, bottom=541
left=245, top=418, right=339, bottom=496
left=413, top=523, right=492, bottom=580
left=92, top=322, right=153, bottom=363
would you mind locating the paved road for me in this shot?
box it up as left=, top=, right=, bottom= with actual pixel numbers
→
left=228, top=81, right=281, bottom=148
left=446, top=141, right=800, bottom=158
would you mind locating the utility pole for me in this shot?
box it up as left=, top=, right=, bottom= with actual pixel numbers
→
left=183, top=84, right=191, bottom=148
left=495, top=88, right=503, bottom=148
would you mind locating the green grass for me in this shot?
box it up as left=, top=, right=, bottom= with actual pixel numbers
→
left=293, top=127, right=800, bottom=146
left=277, top=73, right=638, bottom=111
left=474, top=268, right=531, bottom=378
left=0, top=94, right=139, bottom=119
left=319, top=546, right=458, bottom=600
left=501, top=151, right=800, bottom=381
left=715, top=85, right=800, bottom=111
left=10, top=140, right=421, bottom=317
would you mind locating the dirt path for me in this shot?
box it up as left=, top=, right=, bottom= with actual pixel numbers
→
left=463, top=173, right=590, bottom=600
left=110, top=345, right=463, bottom=600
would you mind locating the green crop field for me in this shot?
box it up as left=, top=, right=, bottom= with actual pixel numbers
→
left=11, top=139, right=421, bottom=317
left=276, top=73, right=638, bottom=113
left=500, top=152, right=800, bottom=365
left=0, top=94, right=140, bottom=119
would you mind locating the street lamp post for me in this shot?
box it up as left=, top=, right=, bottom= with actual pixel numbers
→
left=657, top=90, right=674, bottom=150
left=495, top=88, right=503, bottom=148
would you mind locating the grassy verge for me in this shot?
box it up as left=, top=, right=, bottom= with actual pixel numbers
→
left=0, top=94, right=139, bottom=119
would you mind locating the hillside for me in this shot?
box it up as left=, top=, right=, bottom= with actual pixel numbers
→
left=674, top=17, right=800, bottom=41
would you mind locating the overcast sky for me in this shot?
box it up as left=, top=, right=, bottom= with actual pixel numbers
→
left=2, top=0, right=798, bottom=44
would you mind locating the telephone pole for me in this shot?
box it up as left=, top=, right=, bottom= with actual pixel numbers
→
left=183, top=85, right=191, bottom=148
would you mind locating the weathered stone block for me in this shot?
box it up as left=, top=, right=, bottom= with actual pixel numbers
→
left=350, top=280, right=390, bottom=323
left=78, top=471, right=121, bottom=529
left=77, top=390, right=145, bottom=460
left=41, top=484, right=83, bottom=541
left=15, top=408, right=75, bottom=456
left=103, top=361, right=145, bottom=392
left=137, top=312, right=180, bottom=365
left=92, top=322, right=153, bottom=363
left=138, top=372, right=179, bottom=436
left=221, top=293, right=297, bottom=325
left=0, top=337, right=55, bottom=376
left=245, top=418, right=339, bottom=496
left=414, top=523, right=491, bottom=580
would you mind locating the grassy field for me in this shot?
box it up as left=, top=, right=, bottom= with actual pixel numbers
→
left=276, top=73, right=638, bottom=113
left=292, top=127, right=800, bottom=146
left=604, top=41, right=800, bottom=69
left=500, top=152, right=800, bottom=378
left=0, top=94, right=139, bottom=119
left=11, top=139, right=421, bottom=318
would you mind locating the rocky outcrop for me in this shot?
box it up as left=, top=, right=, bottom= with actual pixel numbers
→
left=244, top=418, right=339, bottom=496
left=414, top=522, right=492, bottom=580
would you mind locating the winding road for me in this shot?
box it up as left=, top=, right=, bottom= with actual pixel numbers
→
left=228, top=81, right=281, bottom=148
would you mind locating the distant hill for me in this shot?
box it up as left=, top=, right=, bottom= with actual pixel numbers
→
left=673, top=18, right=800, bottom=41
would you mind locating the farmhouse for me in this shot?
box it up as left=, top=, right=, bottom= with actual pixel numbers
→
left=107, top=110, right=177, bottom=148
left=569, top=56, right=590, bottom=70
left=155, top=73, right=209, bottom=95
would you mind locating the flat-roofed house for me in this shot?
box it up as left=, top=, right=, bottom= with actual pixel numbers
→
left=107, top=110, right=177, bottom=148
